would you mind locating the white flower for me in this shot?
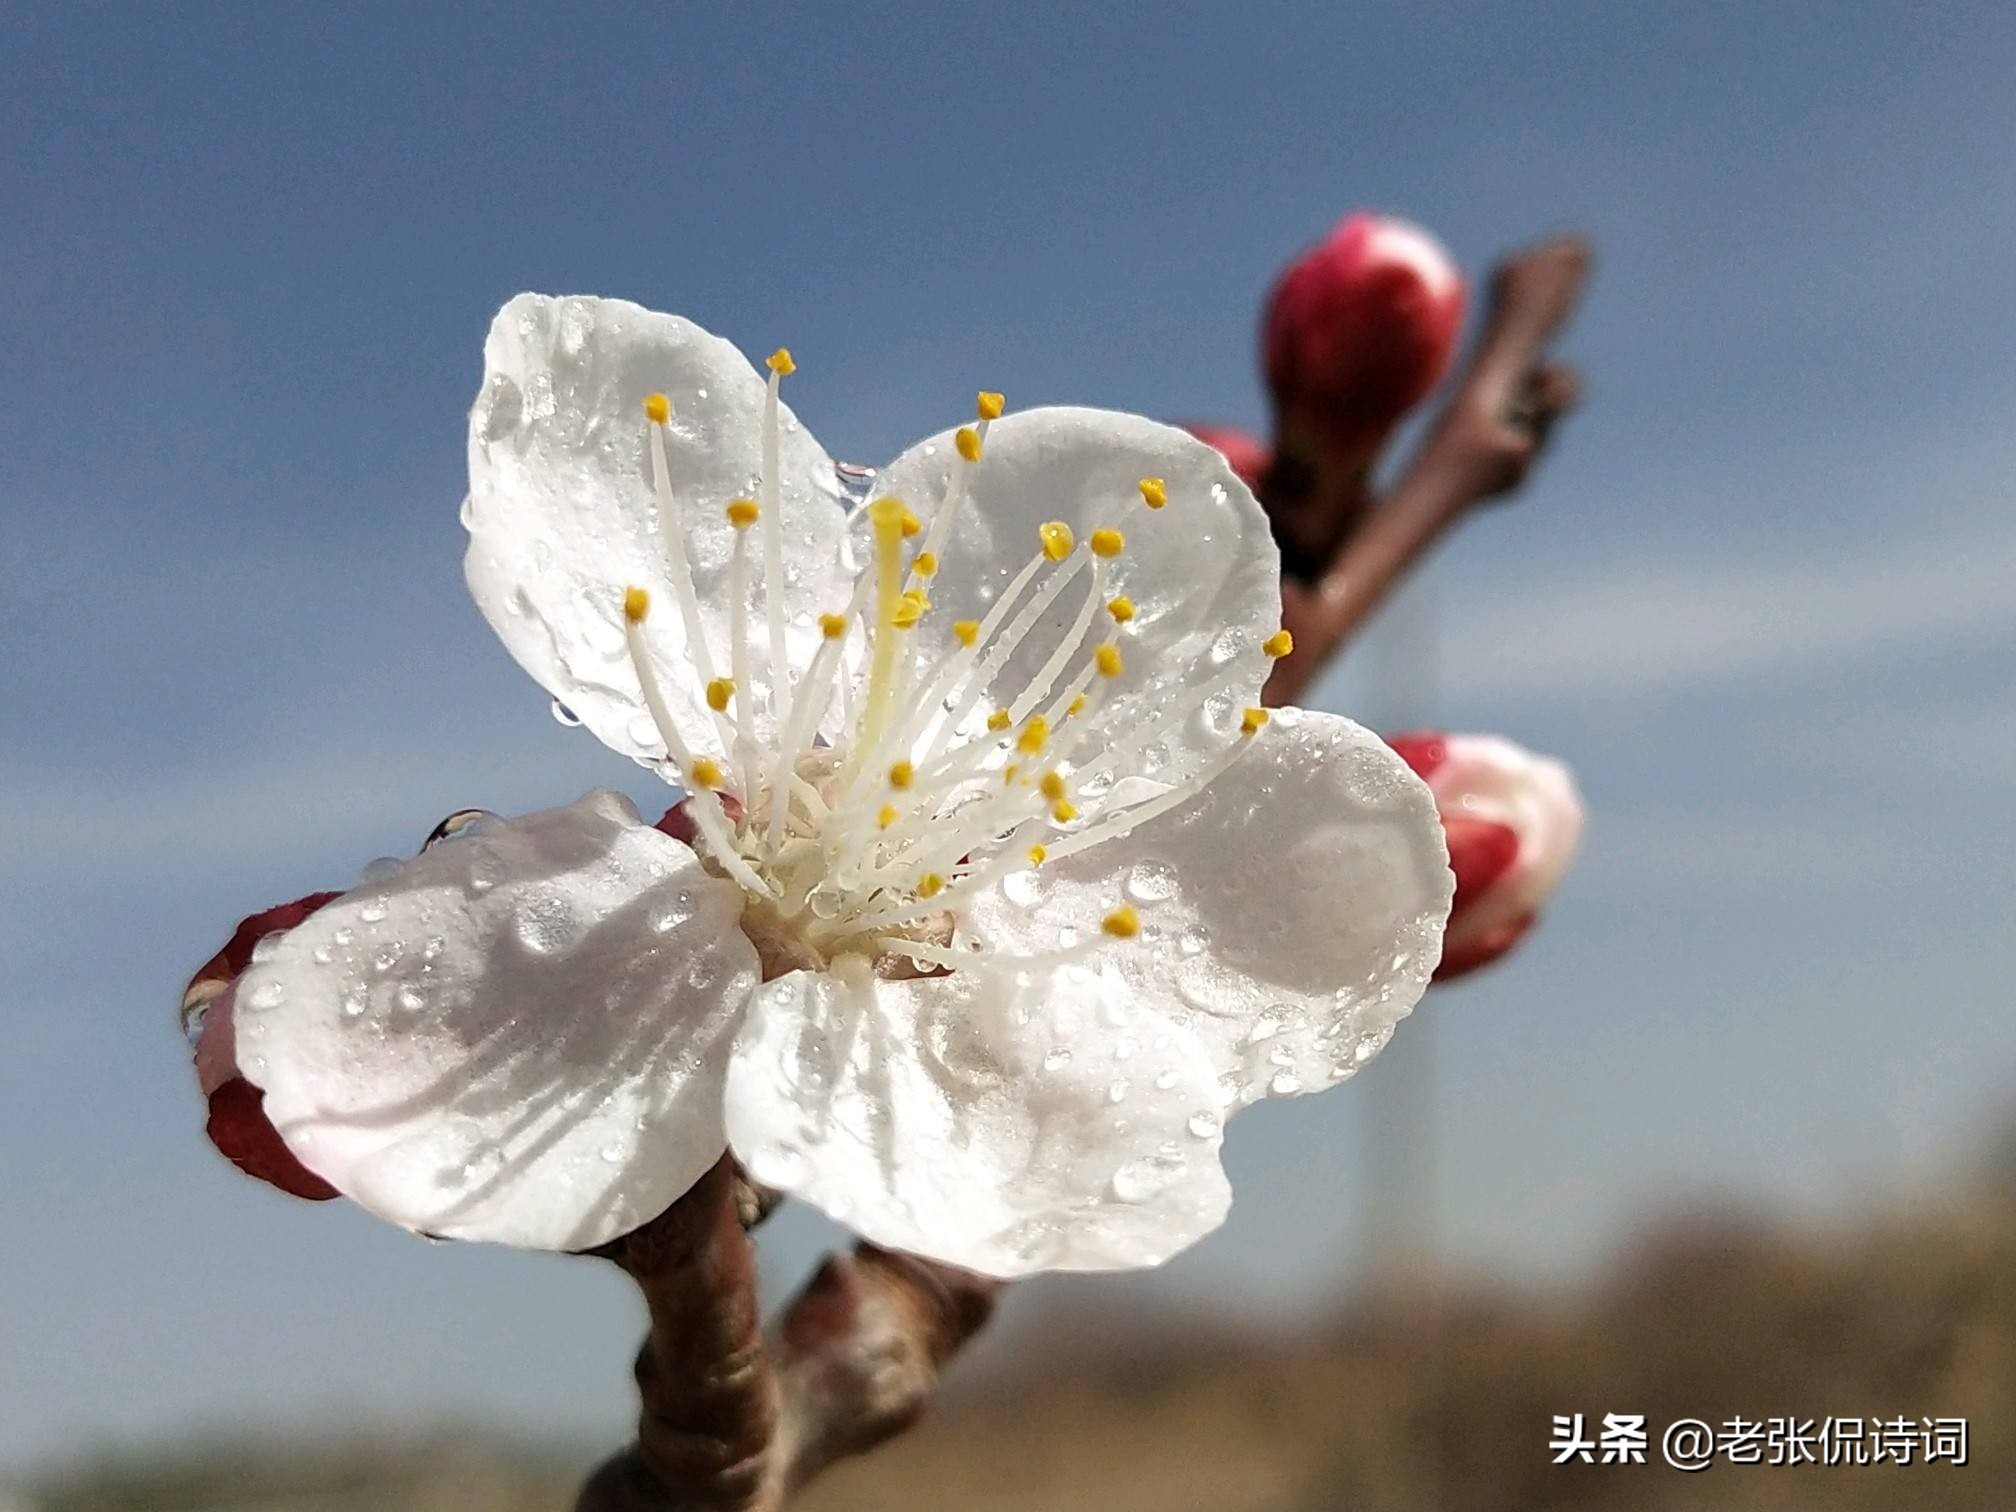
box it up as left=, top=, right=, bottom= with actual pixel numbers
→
left=232, top=294, right=1453, bottom=1278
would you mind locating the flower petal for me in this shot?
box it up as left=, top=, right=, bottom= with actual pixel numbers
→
left=867, top=408, right=1281, bottom=785
left=723, top=961, right=1231, bottom=1278
left=958, top=708, right=1452, bottom=1108
left=465, top=294, right=853, bottom=767
left=234, top=790, right=758, bottom=1250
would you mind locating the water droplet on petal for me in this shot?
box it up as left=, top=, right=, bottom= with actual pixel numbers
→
left=1043, top=1048, right=1073, bottom=1071
left=340, top=986, right=368, bottom=1018
left=1269, top=1070, right=1303, bottom=1096
left=373, top=944, right=401, bottom=972
left=1178, top=927, right=1207, bottom=956
left=332, top=926, right=355, bottom=947
left=1246, top=1017, right=1279, bottom=1044
left=1187, top=1111, right=1221, bottom=1139
left=1153, top=1068, right=1180, bottom=1090
left=1001, top=870, right=1045, bottom=907
left=551, top=698, right=583, bottom=727
left=1107, top=1079, right=1130, bottom=1104
left=310, top=944, right=333, bottom=965
left=1124, top=860, right=1177, bottom=904
left=244, top=978, right=285, bottom=1011
left=458, top=496, right=476, bottom=529
left=599, top=1143, right=624, bottom=1164
left=357, top=899, right=389, bottom=924
left=358, top=856, right=402, bottom=886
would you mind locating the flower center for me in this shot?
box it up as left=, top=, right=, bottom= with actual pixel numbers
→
left=620, top=361, right=1288, bottom=971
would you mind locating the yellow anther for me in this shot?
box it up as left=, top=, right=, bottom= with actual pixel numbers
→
left=689, top=757, right=724, bottom=790
left=1095, top=643, right=1124, bottom=678
left=643, top=393, right=671, bottom=425
left=1138, top=477, right=1167, bottom=509
left=987, top=708, right=1013, bottom=732
left=766, top=347, right=796, bottom=376
left=892, top=589, right=930, bottom=628
left=1102, top=904, right=1140, bottom=938
left=913, top=551, right=938, bottom=578
left=867, top=496, right=908, bottom=536
left=623, top=585, right=651, bottom=624
left=878, top=804, right=899, bottom=830
left=1263, top=628, right=1295, bottom=658
left=899, top=506, right=924, bottom=539
left=917, top=872, right=946, bottom=899
left=1016, top=716, right=1050, bottom=755
left=726, top=498, right=760, bottom=529
left=955, top=426, right=983, bottom=462
left=1089, top=527, right=1126, bottom=558
left=977, top=390, right=1005, bottom=420
left=1039, top=521, right=1075, bottom=561
left=1240, top=706, right=1270, bottom=736
left=1027, top=844, right=1048, bottom=867
left=705, top=677, right=735, bottom=712
left=1038, top=771, right=1067, bottom=801
left=1106, top=595, right=1136, bottom=623
left=1067, top=693, right=1087, bottom=716
left=953, top=618, right=981, bottom=647
left=1002, top=764, right=1019, bottom=784
left=888, top=760, right=915, bottom=790
left=819, top=612, right=849, bottom=639
left=1052, top=799, right=1079, bottom=823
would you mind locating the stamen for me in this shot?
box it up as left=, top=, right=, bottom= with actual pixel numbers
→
left=622, top=592, right=772, bottom=896
left=852, top=496, right=911, bottom=770
left=725, top=500, right=761, bottom=803
left=1264, top=628, right=1294, bottom=658
left=706, top=677, right=735, bottom=712
left=914, top=551, right=939, bottom=578
left=1102, top=904, right=1140, bottom=938
left=645, top=403, right=732, bottom=753
left=759, top=359, right=793, bottom=762
left=1095, top=643, right=1124, bottom=678
left=1138, top=477, right=1167, bottom=509
left=1240, top=706, right=1269, bottom=735
left=1089, top=527, right=1125, bottom=558
left=1040, top=521, right=1075, bottom=561
left=953, top=619, right=980, bottom=646
left=954, top=426, right=982, bottom=462
left=1107, top=595, right=1135, bottom=623
left=977, top=390, right=1005, bottom=420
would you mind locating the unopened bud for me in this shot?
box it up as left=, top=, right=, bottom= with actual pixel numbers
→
left=1387, top=731, right=1582, bottom=981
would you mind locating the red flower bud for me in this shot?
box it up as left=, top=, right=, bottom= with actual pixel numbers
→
left=1179, top=422, right=1271, bottom=495
left=183, top=893, right=344, bottom=1201
left=1263, top=213, right=1466, bottom=464
left=1388, top=731, right=1583, bottom=981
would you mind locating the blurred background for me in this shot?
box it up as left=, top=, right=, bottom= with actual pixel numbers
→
left=3, top=2, right=2013, bottom=1508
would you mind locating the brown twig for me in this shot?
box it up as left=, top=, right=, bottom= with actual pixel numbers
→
left=1265, top=234, right=1592, bottom=706
left=576, top=1184, right=998, bottom=1512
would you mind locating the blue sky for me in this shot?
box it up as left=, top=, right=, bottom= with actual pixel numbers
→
left=4, top=0, right=2014, bottom=1477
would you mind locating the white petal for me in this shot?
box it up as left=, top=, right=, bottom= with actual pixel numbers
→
left=959, top=709, right=1452, bottom=1107
left=723, top=961, right=1231, bottom=1278
left=465, top=294, right=852, bottom=766
left=234, top=790, right=758, bottom=1250
left=868, top=408, right=1281, bottom=784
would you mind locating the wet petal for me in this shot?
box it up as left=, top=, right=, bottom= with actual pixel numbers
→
left=235, top=790, right=758, bottom=1250
left=959, top=709, right=1451, bottom=1107
left=724, top=960, right=1230, bottom=1278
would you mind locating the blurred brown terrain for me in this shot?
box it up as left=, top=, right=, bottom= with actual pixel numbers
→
left=33, top=1173, right=2016, bottom=1512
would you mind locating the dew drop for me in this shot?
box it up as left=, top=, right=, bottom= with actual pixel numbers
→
left=358, top=855, right=402, bottom=886
left=310, top=944, right=333, bottom=965
left=1112, top=1035, right=1139, bottom=1061
left=806, top=883, right=843, bottom=920
left=1269, top=1070, right=1303, bottom=1096
left=1124, top=860, right=1178, bottom=904
left=332, top=926, right=355, bottom=947
left=1178, top=927, right=1207, bottom=957
left=1153, top=1068, right=1180, bottom=1090
left=396, top=985, right=426, bottom=1012
left=1109, top=1153, right=1182, bottom=1204
left=458, top=496, right=476, bottom=529
left=1107, top=1079, right=1130, bottom=1105
left=1042, top=1048, right=1073, bottom=1071
left=340, top=986, right=368, bottom=1018
left=1001, top=870, right=1045, bottom=907
left=651, top=898, right=696, bottom=934
left=244, top=978, right=285, bottom=1011
left=1187, top=1110, right=1221, bottom=1139
left=422, top=936, right=446, bottom=961
left=373, top=944, right=401, bottom=972
left=1207, top=628, right=1242, bottom=666
left=1246, top=1016, right=1279, bottom=1045
left=514, top=893, right=579, bottom=954
left=357, top=899, right=389, bottom=924
left=550, top=697, right=583, bottom=728
left=599, top=1143, right=624, bottom=1164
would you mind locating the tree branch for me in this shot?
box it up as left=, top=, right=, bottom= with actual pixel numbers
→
left=1265, top=234, right=1592, bottom=706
